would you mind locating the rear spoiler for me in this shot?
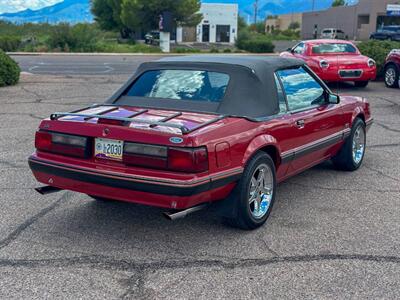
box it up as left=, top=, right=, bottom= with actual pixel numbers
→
left=50, top=105, right=226, bottom=135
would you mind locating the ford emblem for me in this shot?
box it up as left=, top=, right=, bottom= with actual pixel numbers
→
left=170, top=137, right=183, bottom=144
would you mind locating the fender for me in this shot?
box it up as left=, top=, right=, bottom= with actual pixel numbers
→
left=351, top=104, right=365, bottom=125
left=242, top=134, right=281, bottom=166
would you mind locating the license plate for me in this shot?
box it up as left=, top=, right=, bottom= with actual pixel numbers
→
left=95, top=138, right=124, bottom=160
left=339, top=70, right=362, bottom=78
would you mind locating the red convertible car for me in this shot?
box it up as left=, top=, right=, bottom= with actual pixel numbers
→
left=280, top=39, right=377, bottom=87
left=29, top=56, right=373, bottom=230
left=384, top=49, right=400, bottom=88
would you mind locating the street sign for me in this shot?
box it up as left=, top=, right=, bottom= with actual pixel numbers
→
left=387, top=4, right=400, bottom=16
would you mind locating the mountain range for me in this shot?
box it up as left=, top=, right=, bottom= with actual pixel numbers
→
left=0, top=0, right=342, bottom=24
left=0, top=0, right=92, bottom=24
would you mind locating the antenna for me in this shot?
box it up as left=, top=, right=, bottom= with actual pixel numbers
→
left=254, top=0, right=259, bottom=24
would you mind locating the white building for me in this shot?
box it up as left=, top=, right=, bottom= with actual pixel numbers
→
left=177, top=3, right=238, bottom=44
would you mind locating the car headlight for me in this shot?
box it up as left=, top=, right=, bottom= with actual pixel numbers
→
left=319, top=60, right=329, bottom=69
left=367, top=58, right=376, bottom=68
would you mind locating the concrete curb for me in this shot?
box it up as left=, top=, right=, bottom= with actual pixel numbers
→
left=8, top=52, right=278, bottom=56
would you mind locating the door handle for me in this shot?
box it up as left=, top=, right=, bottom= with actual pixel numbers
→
left=295, top=119, right=305, bottom=129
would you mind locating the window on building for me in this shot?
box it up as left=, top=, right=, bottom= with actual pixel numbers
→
left=358, top=15, right=370, bottom=29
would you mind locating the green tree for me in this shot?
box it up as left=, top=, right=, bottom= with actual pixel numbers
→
left=238, top=16, right=248, bottom=31
left=332, top=0, right=346, bottom=7
left=288, top=21, right=300, bottom=31
left=250, top=21, right=266, bottom=34
left=120, top=0, right=202, bottom=35
left=91, top=0, right=132, bottom=38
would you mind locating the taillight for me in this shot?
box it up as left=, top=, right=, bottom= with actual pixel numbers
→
left=123, top=143, right=208, bottom=173
left=168, top=147, right=208, bottom=173
left=123, top=143, right=168, bottom=169
left=35, top=131, right=52, bottom=151
left=97, top=118, right=125, bottom=126
left=35, top=131, right=90, bottom=158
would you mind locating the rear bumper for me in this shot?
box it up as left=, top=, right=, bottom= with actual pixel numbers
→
left=28, top=156, right=241, bottom=209
left=316, top=69, right=376, bottom=82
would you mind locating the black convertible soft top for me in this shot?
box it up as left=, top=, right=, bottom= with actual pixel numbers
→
left=108, top=56, right=305, bottom=119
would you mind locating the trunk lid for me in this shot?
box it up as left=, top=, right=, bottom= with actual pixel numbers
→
left=40, top=105, right=225, bottom=146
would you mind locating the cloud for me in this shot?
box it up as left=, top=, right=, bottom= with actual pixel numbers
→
left=0, top=0, right=62, bottom=14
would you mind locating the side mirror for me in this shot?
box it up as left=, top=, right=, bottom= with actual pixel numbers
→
left=286, top=47, right=293, bottom=52
left=328, top=93, right=340, bottom=104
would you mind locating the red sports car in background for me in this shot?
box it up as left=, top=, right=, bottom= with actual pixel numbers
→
left=384, top=49, right=400, bottom=88
left=29, top=56, right=373, bottom=230
left=280, top=39, right=376, bottom=87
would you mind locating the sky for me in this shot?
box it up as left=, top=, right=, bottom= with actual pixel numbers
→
left=0, top=0, right=359, bottom=15
left=0, top=0, right=62, bottom=14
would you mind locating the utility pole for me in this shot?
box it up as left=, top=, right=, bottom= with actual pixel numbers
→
left=312, top=0, right=315, bottom=12
left=254, top=0, right=259, bottom=24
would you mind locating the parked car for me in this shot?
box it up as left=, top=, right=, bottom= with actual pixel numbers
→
left=384, top=49, right=400, bottom=88
left=28, top=56, right=373, bottom=230
left=145, top=31, right=160, bottom=45
left=280, top=39, right=377, bottom=87
left=370, top=26, right=400, bottom=41
left=321, top=28, right=346, bottom=39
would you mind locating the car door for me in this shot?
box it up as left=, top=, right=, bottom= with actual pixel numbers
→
left=276, top=66, right=345, bottom=175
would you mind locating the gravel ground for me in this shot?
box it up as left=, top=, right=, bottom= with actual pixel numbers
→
left=0, top=70, right=399, bottom=299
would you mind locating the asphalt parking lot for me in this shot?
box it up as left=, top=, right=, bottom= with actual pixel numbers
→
left=1, top=55, right=400, bottom=299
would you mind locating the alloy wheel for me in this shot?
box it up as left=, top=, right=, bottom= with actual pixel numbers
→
left=248, top=163, right=274, bottom=219
left=385, top=68, right=396, bottom=87
left=352, top=125, right=365, bottom=164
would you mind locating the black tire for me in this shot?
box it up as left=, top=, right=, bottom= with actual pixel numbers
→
left=332, top=118, right=366, bottom=171
left=225, top=152, right=277, bottom=230
left=354, top=81, right=369, bottom=88
left=384, top=65, right=399, bottom=88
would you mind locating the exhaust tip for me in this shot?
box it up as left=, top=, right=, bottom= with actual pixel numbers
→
left=35, top=186, right=62, bottom=195
left=163, top=212, right=174, bottom=221
left=162, top=204, right=208, bottom=221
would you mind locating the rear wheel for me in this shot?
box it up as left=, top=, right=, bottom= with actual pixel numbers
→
left=385, top=65, right=399, bottom=88
left=332, top=118, right=366, bottom=171
left=354, top=81, right=369, bottom=88
left=226, top=152, right=277, bottom=230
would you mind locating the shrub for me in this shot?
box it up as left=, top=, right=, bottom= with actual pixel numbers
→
left=0, top=50, right=20, bottom=87
left=46, top=23, right=76, bottom=51
left=94, top=42, right=161, bottom=53
left=209, top=47, right=220, bottom=53
left=236, top=28, right=275, bottom=53
left=0, top=36, right=21, bottom=51
left=46, top=23, right=101, bottom=52
left=71, top=23, right=101, bottom=52
left=173, top=47, right=201, bottom=53
left=358, top=40, right=400, bottom=76
left=240, top=39, right=275, bottom=53
left=223, top=48, right=232, bottom=53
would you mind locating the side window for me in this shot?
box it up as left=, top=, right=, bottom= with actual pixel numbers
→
left=293, top=43, right=305, bottom=54
left=274, top=74, right=287, bottom=113
left=276, top=67, right=325, bottom=111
